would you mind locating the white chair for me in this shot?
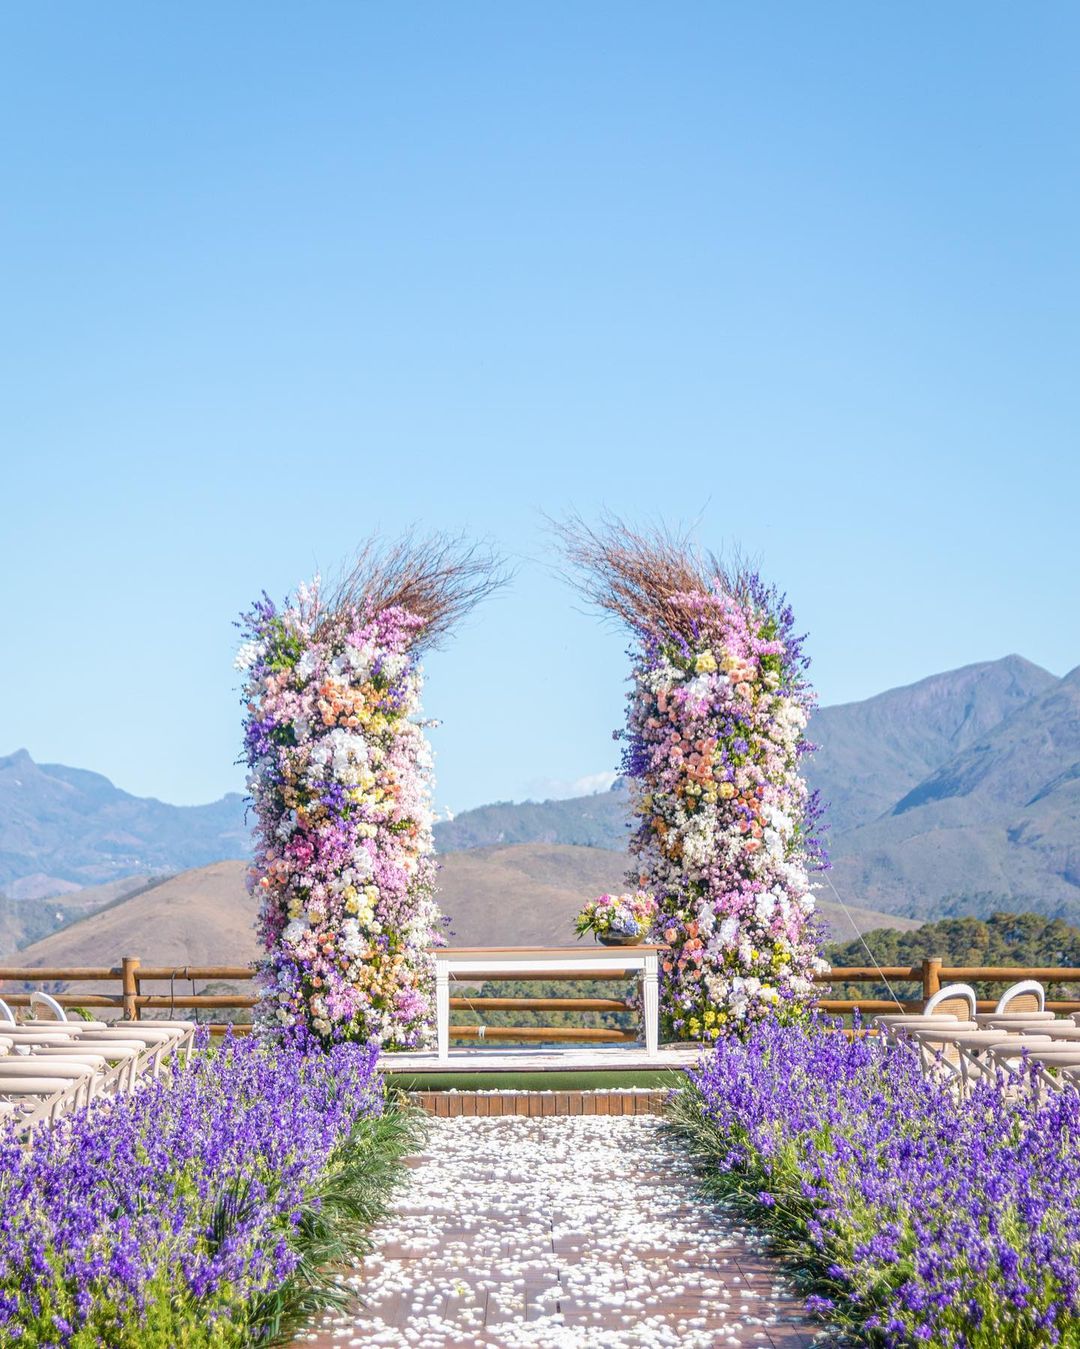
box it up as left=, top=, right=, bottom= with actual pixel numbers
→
left=992, top=980, right=1046, bottom=1015
left=874, top=983, right=979, bottom=1044
left=986, top=1040, right=1080, bottom=1101
left=981, top=1016, right=1075, bottom=1037
left=906, top=1025, right=1051, bottom=1095
left=29, top=991, right=68, bottom=1021
left=925, top=983, right=979, bottom=1019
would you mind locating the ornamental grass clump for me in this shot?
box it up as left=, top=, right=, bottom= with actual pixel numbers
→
left=671, top=1020, right=1080, bottom=1347
left=556, top=516, right=827, bottom=1038
left=0, top=1033, right=417, bottom=1347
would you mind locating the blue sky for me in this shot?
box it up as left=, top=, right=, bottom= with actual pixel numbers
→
left=2, top=4, right=1078, bottom=812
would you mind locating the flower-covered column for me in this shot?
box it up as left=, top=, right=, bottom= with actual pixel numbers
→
left=237, top=539, right=500, bottom=1049
left=558, top=520, right=828, bottom=1039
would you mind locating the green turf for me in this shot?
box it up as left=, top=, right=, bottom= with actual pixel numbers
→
left=384, top=1068, right=688, bottom=1092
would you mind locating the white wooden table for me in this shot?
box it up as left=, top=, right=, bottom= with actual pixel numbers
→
left=430, top=945, right=666, bottom=1061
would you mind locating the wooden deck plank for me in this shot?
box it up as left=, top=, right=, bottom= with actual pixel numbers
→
left=294, top=1116, right=835, bottom=1348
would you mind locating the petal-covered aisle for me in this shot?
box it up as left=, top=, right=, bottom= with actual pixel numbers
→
left=294, top=1114, right=837, bottom=1348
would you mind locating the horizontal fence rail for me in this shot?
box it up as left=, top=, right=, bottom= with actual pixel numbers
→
left=1, top=955, right=1080, bottom=1039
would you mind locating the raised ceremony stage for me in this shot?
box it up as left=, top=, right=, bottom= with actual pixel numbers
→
left=380, top=1042, right=701, bottom=1114
left=382, top=943, right=694, bottom=1112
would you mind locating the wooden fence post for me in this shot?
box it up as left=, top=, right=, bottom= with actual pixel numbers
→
left=922, top=957, right=942, bottom=1005
left=121, top=955, right=141, bottom=1021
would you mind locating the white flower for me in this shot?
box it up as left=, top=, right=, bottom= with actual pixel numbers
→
left=296, top=650, right=320, bottom=681
left=282, top=918, right=308, bottom=946
left=234, top=640, right=262, bottom=672
left=381, top=653, right=407, bottom=681
left=683, top=673, right=715, bottom=713
left=340, top=919, right=365, bottom=959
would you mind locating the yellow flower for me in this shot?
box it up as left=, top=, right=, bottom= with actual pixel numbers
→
left=719, top=782, right=735, bottom=799
left=694, top=650, right=718, bottom=674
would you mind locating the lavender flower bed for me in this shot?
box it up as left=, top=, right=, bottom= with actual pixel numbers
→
left=0, top=1033, right=415, bottom=1347
left=673, top=1021, right=1080, bottom=1347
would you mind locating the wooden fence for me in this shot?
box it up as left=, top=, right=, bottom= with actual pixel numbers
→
left=2, top=955, right=1080, bottom=1039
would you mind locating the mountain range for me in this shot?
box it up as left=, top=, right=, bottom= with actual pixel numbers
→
left=0, top=748, right=248, bottom=893
left=435, top=655, right=1080, bottom=923
left=821, top=660, right=1080, bottom=920
left=2, top=653, right=1078, bottom=955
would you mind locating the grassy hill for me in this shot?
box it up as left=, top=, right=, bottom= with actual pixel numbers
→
left=4, top=846, right=914, bottom=970
left=0, top=874, right=156, bottom=956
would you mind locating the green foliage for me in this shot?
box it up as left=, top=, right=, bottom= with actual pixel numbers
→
left=826, top=910, right=1080, bottom=1001
left=253, top=1107, right=424, bottom=1346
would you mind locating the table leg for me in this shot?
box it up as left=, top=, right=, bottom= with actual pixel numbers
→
left=436, top=966, right=450, bottom=1060
left=643, top=954, right=659, bottom=1056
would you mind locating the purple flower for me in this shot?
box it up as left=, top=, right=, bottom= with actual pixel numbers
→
left=683, top=1018, right=1080, bottom=1346
left=0, top=1032, right=385, bottom=1344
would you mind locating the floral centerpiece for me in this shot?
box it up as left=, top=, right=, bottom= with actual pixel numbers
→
left=574, top=891, right=657, bottom=945
left=557, top=518, right=828, bottom=1039
left=238, top=536, right=501, bottom=1049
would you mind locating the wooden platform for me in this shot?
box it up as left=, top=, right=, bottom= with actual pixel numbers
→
left=380, top=1044, right=702, bottom=1074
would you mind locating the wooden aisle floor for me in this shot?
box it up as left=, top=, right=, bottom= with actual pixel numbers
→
left=293, top=1114, right=838, bottom=1348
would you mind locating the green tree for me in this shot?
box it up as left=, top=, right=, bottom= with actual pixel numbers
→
left=448, top=978, right=637, bottom=1038
left=826, top=910, right=1080, bottom=1002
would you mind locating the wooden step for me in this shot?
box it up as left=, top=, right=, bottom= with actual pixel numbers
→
left=407, top=1088, right=668, bottom=1117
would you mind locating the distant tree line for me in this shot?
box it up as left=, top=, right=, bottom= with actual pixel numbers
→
left=441, top=911, right=1080, bottom=1036
left=449, top=978, right=637, bottom=1033
left=825, top=911, right=1080, bottom=1002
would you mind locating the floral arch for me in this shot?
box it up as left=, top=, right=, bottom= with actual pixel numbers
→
left=237, top=537, right=502, bottom=1050
left=556, top=518, right=828, bottom=1039
left=239, top=524, right=824, bottom=1051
